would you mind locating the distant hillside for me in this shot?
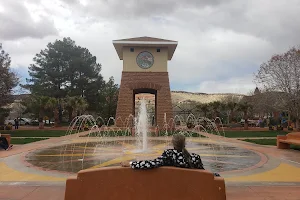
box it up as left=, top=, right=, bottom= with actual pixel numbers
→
left=171, top=91, right=245, bottom=104
left=12, top=92, right=246, bottom=105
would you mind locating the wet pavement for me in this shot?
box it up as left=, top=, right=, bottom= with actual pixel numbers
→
left=1, top=131, right=300, bottom=199
left=24, top=138, right=261, bottom=173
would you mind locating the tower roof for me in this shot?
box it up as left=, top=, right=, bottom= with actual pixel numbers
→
left=113, top=36, right=178, bottom=60
left=114, top=36, right=177, bottom=42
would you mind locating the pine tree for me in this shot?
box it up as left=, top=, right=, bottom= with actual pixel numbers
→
left=0, top=44, right=19, bottom=125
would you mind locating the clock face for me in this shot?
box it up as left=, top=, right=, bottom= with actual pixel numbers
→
left=136, top=51, right=154, bottom=69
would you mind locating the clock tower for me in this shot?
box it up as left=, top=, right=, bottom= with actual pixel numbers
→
left=113, top=37, right=178, bottom=128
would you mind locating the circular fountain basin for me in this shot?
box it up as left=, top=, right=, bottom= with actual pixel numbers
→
left=25, top=137, right=262, bottom=174
left=127, top=149, right=157, bottom=154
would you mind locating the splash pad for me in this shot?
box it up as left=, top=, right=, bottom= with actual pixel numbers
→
left=25, top=99, right=261, bottom=174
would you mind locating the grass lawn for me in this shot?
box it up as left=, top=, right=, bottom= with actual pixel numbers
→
left=242, top=138, right=300, bottom=150
left=243, top=139, right=277, bottom=145
left=223, top=131, right=288, bottom=138
left=0, top=130, right=68, bottom=137
left=0, top=129, right=288, bottom=138
left=11, top=137, right=49, bottom=144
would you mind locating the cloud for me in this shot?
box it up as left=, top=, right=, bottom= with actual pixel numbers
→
left=2, top=36, right=58, bottom=69
left=59, top=0, right=226, bottom=20
left=0, top=1, right=58, bottom=40
left=167, top=28, right=273, bottom=86
left=189, top=75, right=256, bottom=94
left=208, top=0, right=300, bottom=49
left=2, top=0, right=300, bottom=94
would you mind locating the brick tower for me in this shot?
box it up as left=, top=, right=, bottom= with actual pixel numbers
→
left=113, top=37, right=178, bottom=128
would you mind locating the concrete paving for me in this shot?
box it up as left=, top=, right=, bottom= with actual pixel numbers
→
left=1, top=131, right=300, bottom=199
left=1, top=185, right=300, bottom=200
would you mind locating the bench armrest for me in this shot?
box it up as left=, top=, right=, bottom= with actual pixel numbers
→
left=214, top=177, right=226, bottom=200
left=64, top=177, right=80, bottom=200
left=277, top=135, right=287, bottom=140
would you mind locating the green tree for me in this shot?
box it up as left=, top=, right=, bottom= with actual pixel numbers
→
left=45, top=97, right=60, bottom=127
left=0, top=44, right=19, bottom=125
left=208, top=101, right=222, bottom=127
left=64, top=96, right=78, bottom=122
left=226, top=102, right=238, bottom=123
left=24, top=95, right=50, bottom=129
left=64, top=96, right=88, bottom=122
left=196, top=103, right=210, bottom=117
left=101, top=77, right=119, bottom=120
left=237, top=101, right=253, bottom=130
left=208, top=101, right=221, bottom=119
left=76, top=96, right=88, bottom=116
left=23, top=37, right=105, bottom=117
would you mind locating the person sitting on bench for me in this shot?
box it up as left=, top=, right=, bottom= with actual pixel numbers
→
left=121, top=134, right=220, bottom=177
left=0, top=135, right=13, bottom=151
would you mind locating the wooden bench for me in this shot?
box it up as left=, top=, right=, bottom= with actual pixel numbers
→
left=277, top=132, right=300, bottom=149
left=1, top=134, right=11, bottom=146
left=65, top=167, right=226, bottom=200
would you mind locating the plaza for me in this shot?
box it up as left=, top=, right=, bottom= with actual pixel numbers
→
left=1, top=128, right=300, bottom=199
left=1, top=36, right=300, bottom=200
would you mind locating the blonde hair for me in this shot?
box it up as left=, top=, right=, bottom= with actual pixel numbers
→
left=172, top=134, right=185, bottom=150
left=172, top=134, right=193, bottom=167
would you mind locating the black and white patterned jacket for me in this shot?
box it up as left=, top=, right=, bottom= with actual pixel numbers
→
left=130, top=149, right=205, bottom=170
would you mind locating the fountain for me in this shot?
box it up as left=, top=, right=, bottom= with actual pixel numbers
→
left=135, top=98, right=149, bottom=152
left=24, top=103, right=262, bottom=175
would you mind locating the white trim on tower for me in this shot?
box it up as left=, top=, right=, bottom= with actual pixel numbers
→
left=113, top=41, right=178, bottom=45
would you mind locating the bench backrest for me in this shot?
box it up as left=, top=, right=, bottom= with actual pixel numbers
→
left=287, top=133, right=300, bottom=140
left=65, top=167, right=226, bottom=200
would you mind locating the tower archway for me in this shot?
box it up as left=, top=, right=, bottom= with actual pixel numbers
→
left=134, top=88, right=157, bottom=126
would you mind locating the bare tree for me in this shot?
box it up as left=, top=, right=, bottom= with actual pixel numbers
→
left=255, top=47, right=300, bottom=129
left=247, top=89, right=282, bottom=120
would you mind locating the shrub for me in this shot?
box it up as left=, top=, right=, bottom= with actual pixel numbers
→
left=187, top=122, right=195, bottom=129
left=269, top=117, right=279, bottom=126
left=276, top=125, right=283, bottom=131
left=31, top=121, right=39, bottom=126
left=259, top=121, right=265, bottom=128
left=5, top=124, right=12, bottom=130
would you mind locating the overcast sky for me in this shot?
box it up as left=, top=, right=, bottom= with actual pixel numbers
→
left=1, top=0, right=300, bottom=94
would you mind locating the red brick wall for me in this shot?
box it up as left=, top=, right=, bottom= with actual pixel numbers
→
left=116, top=72, right=173, bottom=128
